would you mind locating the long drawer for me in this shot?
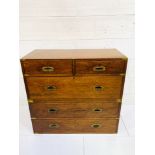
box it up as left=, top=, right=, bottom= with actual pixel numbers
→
left=29, top=101, right=120, bottom=118
left=32, top=118, right=119, bottom=133
left=26, top=76, right=123, bottom=99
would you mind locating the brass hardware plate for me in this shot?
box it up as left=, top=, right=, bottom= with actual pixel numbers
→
left=92, top=108, right=103, bottom=112
left=49, top=123, right=60, bottom=129
left=47, top=85, right=57, bottom=91
left=42, top=66, right=54, bottom=72
left=91, top=123, right=102, bottom=128
left=48, top=108, right=58, bottom=113
left=95, top=85, right=104, bottom=91
left=93, top=66, right=106, bottom=72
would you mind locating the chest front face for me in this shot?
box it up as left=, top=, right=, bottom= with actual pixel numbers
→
left=21, top=49, right=127, bottom=134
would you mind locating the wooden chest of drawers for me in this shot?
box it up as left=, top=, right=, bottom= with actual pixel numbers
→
left=21, top=49, right=127, bottom=134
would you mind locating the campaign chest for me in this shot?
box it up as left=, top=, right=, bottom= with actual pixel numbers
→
left=20, top=49, right=127, bottom=134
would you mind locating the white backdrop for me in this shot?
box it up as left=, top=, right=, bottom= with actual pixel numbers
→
left=19, top=0, right=134, bottom=105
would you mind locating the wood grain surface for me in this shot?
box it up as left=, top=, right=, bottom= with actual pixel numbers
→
left=21, top=49, right=127, bottom=60
left=20, top=49, right=127, bottom=133
left=75, top=59, right=126, bottom=74
left=29, top=101, right=120, bottom=118
left=26, top=76, right=123, bottom=99
left=32, top=118, right=119, bottom=133
left=22, top=59, right=73, bottom=76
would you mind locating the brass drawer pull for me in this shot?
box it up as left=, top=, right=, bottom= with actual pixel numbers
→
left=48, top=108, right=58, bottom=113
left=93, top=108, right=103, bottom=112
left=49, top=123, right=59, bottom=129
left=42, top=66, right=54, bottom=72
left=95, top=85, right=104, bottom=91
left=93, top=66, right=106, bottom=72
left=47, top=85, right=57, bottom=91
left=91, top=124, right=101, bottom=128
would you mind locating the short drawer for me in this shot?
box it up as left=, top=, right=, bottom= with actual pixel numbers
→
left=29, top=101, right=120, bottom=118
left=26, top=76, right=123, bottom=99
left=75, top=59, right=126, bottom=74
left=21, top=59, right=73, bottom=76
left=32, top=118, right=119, bottom=133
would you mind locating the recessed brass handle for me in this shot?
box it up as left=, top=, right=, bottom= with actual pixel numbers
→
left=91, top=124, right=102, bottom=128
left=48, top=108, right=58, bottom=113
left=42, top=66, right=54, bottom=72
left=95, top=85, right=104, bottom=91
left=93, top=108, right=103, bottom=112
left=49, top=123, right=59, bottom=129
left=93, top=66, right=106, bottom=72
left=47, top=85, right=57, bottom=91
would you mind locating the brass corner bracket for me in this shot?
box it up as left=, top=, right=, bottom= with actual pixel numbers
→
left=24, top=74, right=30, bottom=77
left=116, top=99, right=122, bottom=103
left=119, top=73, right=125, bottom=76
left=28, top=99, right=34, bottom=104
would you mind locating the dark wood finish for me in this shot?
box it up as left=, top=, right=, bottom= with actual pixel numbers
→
left=20, top=49, right=128, bottom=134
left=75, top=59, right=126, bottom=74
left=32, top=118, right=118, bottom=133
left=29, top=101, right=120, bottom=118
left=21, top=60, right=72, bottom=76
left=26, top=76, right=123, bottom=99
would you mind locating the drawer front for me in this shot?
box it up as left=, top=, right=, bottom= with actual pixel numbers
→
left=29, top=102, right=120, bottom=118
left=22, top=60, right=73, bottom=75
left=76, top=59, right=126, bottom=74
left=32, top=118, right=118, bottom=133
left=26, top=76, right=123, bottom=99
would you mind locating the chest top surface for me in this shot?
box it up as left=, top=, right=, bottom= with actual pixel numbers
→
left=21, top=49, right=127, bottom=60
